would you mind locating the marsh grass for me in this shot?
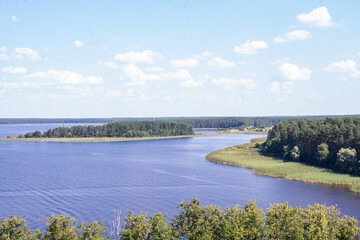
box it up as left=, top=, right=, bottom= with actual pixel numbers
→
left=206, top=137, right=360, bottom=193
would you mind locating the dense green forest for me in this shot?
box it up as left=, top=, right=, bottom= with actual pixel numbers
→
left=1, top=199, right=358, bottom=239
left=263, top=118, right=360, bottom=175
left=2, top=115, right=360, bottom=128
left=21, top=121, right=194, bottom=138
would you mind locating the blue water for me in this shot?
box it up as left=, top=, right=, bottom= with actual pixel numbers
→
left=1, top=125, right=360, bottom=230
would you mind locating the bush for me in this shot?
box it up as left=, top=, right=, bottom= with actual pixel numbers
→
left=1, top=199, right=359, bottom=239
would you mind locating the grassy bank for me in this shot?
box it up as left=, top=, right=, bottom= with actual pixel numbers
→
left=206, top=137, right=360, bottom=193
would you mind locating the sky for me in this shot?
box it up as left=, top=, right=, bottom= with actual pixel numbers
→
left=1, top=0, right=360, bottom=118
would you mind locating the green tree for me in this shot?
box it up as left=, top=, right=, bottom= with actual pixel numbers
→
left=41, top=215, right=78, bottom=240
left=290, top=146, right=300, bottom=162
left=264, top=203, right=304, bottom=239
left=336, top=148, right=357, bottom=173
left=316, top=143, right=329, bottom=163
left=0, top=215, right=35, bottom=240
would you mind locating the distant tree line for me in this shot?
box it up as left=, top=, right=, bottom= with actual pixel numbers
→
left=21, top=121, right=194, bottom=138
left=2, top=114, right=360, bottom=126
left=1, top=199, right=359, bottom=239
left=263, top=118, right=360, bottom=175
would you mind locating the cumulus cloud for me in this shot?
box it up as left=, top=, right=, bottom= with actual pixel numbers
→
left=274, top=30, right=312, bottom=43
left=212, top=77, right=257, bottom=90
left=234, top=40, right=268, bottom=54
left=279, top=63, right=311, bottom=81
left=207, top=57, right=236, bottom=68
left=170, top=57, right=199, bottom=68
left=179, top=79, right=204, bottom=88
left=11, top=16, right=17, bottom=22
left=74, top=40, right=84, bottom=47
left=0, top=53, right=9, bottom=60
left=122, top=64, right=192, bottom=86
left=147, top=67, right=164, bottom=72
left=114, top=50, right=163, bottom=64
left=14, top=48, right=40, bottom=60
left=2, top=66, right=28, bottom=74
left=270, top=58, right=290, bottom=65
left=103, top=61, right=119, bottom=69
left=268, top=81, right=294, bottom=102
left=27, top=70, right=103, bottom=84
left=0, top=47, right=6, bottom=52
left=297, top=6, right=336, bottom=27
left=324, top=60, right=360, bottom=77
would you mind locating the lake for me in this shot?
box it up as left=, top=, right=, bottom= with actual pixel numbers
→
left=1, top=124, right=360, bottom=230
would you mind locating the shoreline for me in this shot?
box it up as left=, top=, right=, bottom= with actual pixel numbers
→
left=0, top=129, right=266, bottom=142
left=206, top=137, right=360, bottom=193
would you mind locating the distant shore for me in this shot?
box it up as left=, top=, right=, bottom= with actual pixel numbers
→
left=206, top=137, right=360, bottom=193
left=0, top=129, right=266, bottom=142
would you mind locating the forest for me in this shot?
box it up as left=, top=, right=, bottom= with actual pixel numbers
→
left=2, top=114, right=360, bottom=127
left=21, top=121, right=194, bottom=138
left=263, top=117, right=360, bottom=175
left=1, top=199, right=358, bottom=239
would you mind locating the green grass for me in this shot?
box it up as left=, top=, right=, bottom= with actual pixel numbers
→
left=206, top=137, right=360, bottom=193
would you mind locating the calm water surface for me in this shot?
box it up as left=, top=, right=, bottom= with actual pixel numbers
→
left=1, top=125, right=360, bottom=230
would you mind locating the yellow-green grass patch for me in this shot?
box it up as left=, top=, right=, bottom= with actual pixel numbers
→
left=206, top=138, right=360, bottom=193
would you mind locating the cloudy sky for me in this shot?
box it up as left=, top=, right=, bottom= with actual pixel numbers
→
left=1, top=1, right=360, bottom=118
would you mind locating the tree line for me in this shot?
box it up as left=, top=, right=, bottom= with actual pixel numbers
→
left=1, top=199, right=359, bottom=239
left=21, top=121, right=194, bottom=138
left=263, top=117, right=360, bottom=175
left=3, top=115, right=360, bottom=127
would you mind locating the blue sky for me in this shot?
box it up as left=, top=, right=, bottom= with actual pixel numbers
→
left=1, top=0, right=360, bottom=118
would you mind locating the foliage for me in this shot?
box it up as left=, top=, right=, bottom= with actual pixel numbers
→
left=264, top=117, right=360, bottom=175
left=316, top=143, right=329, bottom=163
left=290, top=146, right=300, bottom=162
left=23, top=121, right=194, bottom=139
left=2, top=199, right=359, bottom=239
left=0, top=215, right=34, bottom=240
left=336, top=148, right=358, bottom=174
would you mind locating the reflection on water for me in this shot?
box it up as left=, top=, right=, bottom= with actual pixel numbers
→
left=0, top=125, right=360, bottom=230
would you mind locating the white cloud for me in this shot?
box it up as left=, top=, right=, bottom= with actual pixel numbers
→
left=14, top=48, right=40, bottom=60
left=11, top=16, right=17, bottom=22
left=122, top=64, right=192, bottom=86
left=207, top=57, right=236, bottom=68
left=279, top=63, right=311, bottom=81
left=27, top=70, right=103, bottom=84
left=2, top=66, right=28, bottom=74
left=170, top=57, right=199, bottom=68
left=0, top=47, right=6, bottom=52
left=147, top=67, right=164, bottom=72
left=358, top=52, right=360, bottom=57
left=212, top=77, right=257, bottom=90
left=270, top=58, right=290, bottom=65
left=324, top=60, right=360, bottom=77
left=274, top=30, right=312, bottom=43
left=268, top=81, right=294, bottom=102
left=297, top=6, right=336, bottom=27
left=74, top=40, right=84, bottom=47
left=114, top=50, right=163, bottom=64
left=179, top=79, right=204, bottom=88
left=103, top=61, right=119, bottom=69
left=123, top=64, right=161, bottom=85
left=234, top=40, right=268, bottom=54
left=0, top=53, right=9, bottom=60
